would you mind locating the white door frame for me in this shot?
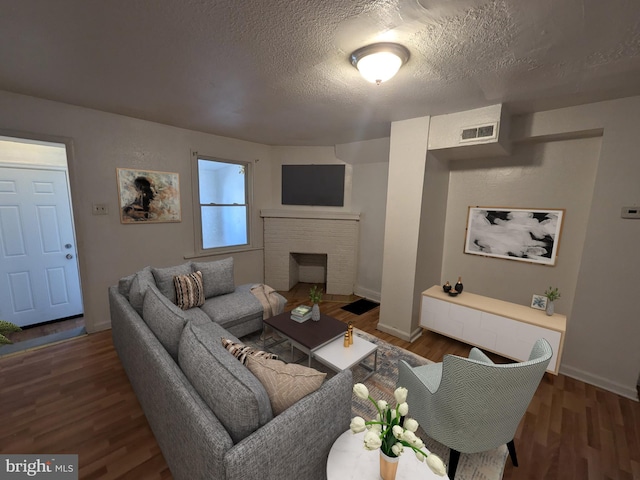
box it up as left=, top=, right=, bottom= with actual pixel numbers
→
left=0, top=132, right=84, bottom=327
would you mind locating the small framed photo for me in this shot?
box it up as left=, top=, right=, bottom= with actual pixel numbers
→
left=531, top=294, right=548, bottom=310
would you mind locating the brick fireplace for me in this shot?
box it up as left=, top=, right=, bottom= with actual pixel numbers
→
left=261, top=210, right=360, bottom=295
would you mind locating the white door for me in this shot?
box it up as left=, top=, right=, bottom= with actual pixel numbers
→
left=0, top=167, right=83, bottom=327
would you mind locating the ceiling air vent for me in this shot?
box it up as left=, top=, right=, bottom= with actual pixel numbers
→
left=459, top=122, right=498, bottom=144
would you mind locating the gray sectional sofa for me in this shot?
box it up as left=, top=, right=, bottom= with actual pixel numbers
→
left=109, top=258, right=353, bottom=480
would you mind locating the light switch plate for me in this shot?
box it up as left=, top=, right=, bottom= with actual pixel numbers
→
left=621, top=206, right=640, bottom=219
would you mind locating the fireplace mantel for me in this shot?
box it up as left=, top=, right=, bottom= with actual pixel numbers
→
left=260, top=209, right=360, bottom=221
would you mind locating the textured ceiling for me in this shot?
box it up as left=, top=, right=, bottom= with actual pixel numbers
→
left=1, top=0, right=639, bottom=146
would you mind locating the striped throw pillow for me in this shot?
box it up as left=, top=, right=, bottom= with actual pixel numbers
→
left=221, top=338, right=278, bottom=365
left=173, top=271, right=205, bottom=310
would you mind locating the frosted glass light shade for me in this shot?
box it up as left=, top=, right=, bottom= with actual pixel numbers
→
left=350, top=43, right=410, bottom=85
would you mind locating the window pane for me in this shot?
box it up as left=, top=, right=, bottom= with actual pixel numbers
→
left=198, top=159, right=246, bottom=205
left=201, top=205, right=248, bottom=249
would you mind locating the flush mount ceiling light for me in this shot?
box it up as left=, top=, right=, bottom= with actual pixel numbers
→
left=350, top=42, right=410, bottom=85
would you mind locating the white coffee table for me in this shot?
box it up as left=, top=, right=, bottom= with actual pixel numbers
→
left=312, top=334, right=377, bottom=380
left=327, top=430, right=449, bottom=480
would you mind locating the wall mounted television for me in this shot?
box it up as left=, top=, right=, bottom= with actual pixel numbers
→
left=281, top=164, right=345, bottom=206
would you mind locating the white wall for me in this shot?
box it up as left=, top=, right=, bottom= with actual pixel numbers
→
left=441, top=136, right=601, bottom=319
left=270, top=140, right=391, bottom=300
left=0, top=91, right=272, bottom=333
left=512, top=99, right=640, bottom=400
left=383, top=97, right=640, bottom=400
left=338, top=138, right=390, bottom=301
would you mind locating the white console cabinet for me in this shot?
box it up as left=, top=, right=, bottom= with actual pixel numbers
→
left=420, top=285, right=566, bottom=374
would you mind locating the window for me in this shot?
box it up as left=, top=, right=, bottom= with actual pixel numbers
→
left=196, top=157, right=249, bottom=251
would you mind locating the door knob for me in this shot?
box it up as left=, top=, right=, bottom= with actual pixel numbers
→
left=66, top=254, right=73, bottom=259
left=65, top=244, right=72, bottom=249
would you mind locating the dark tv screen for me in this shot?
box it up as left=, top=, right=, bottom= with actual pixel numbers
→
left=281, top=164, right=345, bottom=206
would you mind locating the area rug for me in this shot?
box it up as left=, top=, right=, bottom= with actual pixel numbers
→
left=341, top=298, right=380, bottom=315
left=244, top=328, right=508, bottom=480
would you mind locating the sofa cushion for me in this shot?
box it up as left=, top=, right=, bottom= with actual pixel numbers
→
left=199, top=284, right=263, bottom=330
left=174, top=271, right=205, bottom=310
left=180, top=305, right=214, bottom=327
left=178, top=322, right=273, bottom=443
left=151, top=263, right=192, bottom=305
left=142, top=284, right=189, bottom=361
left=192, top=257, right=235, bottom=298
left=129, top=266, right=156, bottom=316
left=221, top=338, right=278, bottom=365
left=246, top=356, right=326, bottom=415
left=117, top=273, right=135, bottom=299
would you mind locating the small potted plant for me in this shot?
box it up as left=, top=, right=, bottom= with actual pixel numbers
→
left=309, top=285, right=323, bottom=321
left=544, top=286, right=561, bottom=316
left=0, top=320, right=22, bottom=346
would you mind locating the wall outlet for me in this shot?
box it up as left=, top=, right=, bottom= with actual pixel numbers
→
left=92, top=204, right=108, bottom=215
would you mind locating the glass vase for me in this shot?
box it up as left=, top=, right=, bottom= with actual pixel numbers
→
left=546, top=300, right=554, bottom=316
left=379, top=450, right=399, bottom=480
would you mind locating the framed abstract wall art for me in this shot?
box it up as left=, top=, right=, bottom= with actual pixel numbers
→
left=464, top=207, right=564, bottom=266
left=117, top=168, right=181, bottom=224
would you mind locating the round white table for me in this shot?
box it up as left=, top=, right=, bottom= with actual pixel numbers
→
left=327, top=430, right=448, bottom=479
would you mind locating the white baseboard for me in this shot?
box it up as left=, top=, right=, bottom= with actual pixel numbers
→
left=377, top=322, right=423, bottom=343
left=87, top=319, right=112, bottom=334
left=560, top=364, right=639, bottom=402
left=353, top=285, right=381, bottom=303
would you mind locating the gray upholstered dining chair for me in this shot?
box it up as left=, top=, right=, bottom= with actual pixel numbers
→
left=398, top=338, right=552, bottom=479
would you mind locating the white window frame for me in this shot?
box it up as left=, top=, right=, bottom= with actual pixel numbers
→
left=192, top=152, right=252, bottom=255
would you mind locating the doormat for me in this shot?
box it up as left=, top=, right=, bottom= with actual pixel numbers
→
left=341, top=298, right=380, bottom=315
left=0, top=326, right=87, bottom=357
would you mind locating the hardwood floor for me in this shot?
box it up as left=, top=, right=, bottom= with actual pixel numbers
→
left=1, top=284, right=638, bottom=479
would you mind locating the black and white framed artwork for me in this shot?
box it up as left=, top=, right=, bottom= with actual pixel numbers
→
left=464, top=207, right=564, bottom=266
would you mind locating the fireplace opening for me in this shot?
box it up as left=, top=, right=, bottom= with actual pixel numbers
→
left=289, top=253, right=327, bottom=289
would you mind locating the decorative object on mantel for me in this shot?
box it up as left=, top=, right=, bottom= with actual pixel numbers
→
left=531, top=294, right=548, bottom=311
left=442, top=281, right=452, bottom=293
left=309, top=285, right=323, bottom=321
left=544, top=286, right=561, bottom=316
left=455, top=277, right=464, bottom=294
left=0, top=320, right=21, bottom=345
left=464, top=207, right=564, bottom=266
left=350, top=383, right=446, bottom=480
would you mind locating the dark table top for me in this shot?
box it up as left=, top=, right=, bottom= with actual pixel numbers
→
left=264, top=311, right=348, bottom=350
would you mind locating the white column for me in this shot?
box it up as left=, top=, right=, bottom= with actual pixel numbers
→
left=378, top=116, right=430, bottom=341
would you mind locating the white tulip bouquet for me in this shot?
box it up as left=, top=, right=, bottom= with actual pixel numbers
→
left=350, top=383, right=447, bottom=476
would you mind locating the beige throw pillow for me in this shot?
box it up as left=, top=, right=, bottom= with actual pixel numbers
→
left=246, top=356, right=326, bottom=415
left=174, top=271, right=205, bottom=310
